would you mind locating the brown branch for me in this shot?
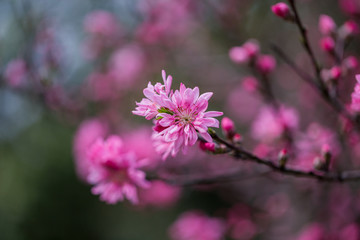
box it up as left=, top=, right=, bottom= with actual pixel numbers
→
left=210, top=132, right=360, bottom=182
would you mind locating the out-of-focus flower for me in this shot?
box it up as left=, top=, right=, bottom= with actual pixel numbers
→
left=73, top=118, right=109, bottom=180
left=229, top=40, right=259, bottom=64
left=343, top=56, right=358, bottom=72
left=139, top=180, right=181, bottom=208
left=350, top=75, right=360, bottom=113
left=169, top=211, right=226, bottom=240
left=321, top=66, right=342, bottom=82
left=339, top=0, right=360, bottom=16
left=199, top=141, right=216, bottom=152
left=256, top=55, right=276, bottom=74
left=87, top=136, right=150, bottom=204
left=84, top=10, right=119, bottom=37
left=319, top=15, right=336, bottom=35
left=251, top=106, right=298, bottom=143
left=4, top=58, right=27, bottom=88
left=227, top=204, right=257, bottom=240
left=108, top=44, right=146, bottom=89
left=133, top=70, right=223, bottom=159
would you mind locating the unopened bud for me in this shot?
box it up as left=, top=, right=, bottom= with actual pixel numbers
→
left=199, top=141, right=216, bottom=153
left=278, top=149, right=288, bottom=168
left=339, top=20, right=359, bottom=39
left=233, top=133, right=243, bottom=144
left=221, top=117, right=235, bottom=138
left=320, top=37, right=335, bottom=52
left=321, top=144, right=332, bottom=166
left=319, top=15, right=337, bottom=35
left=271, top=3, right=294, bottom=21
left=343, top=56, right=358, bottom=71
left=256, top=55, right=276, bottom=74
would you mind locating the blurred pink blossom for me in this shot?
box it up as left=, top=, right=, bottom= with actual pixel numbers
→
left=87, top=136, right=150, bottom=204
left=271, top=3, right=291, bottom=19
left=139, top=180, right=181, bottom=208
left=296, top=223, right=324, bottom=240
left=4, top=58, right=27, bottom=87
left=73, top=118, right=109, bottom=180
left=169, top=211, right=226, bottom=240
left=256, top=55, right=276, bottom=74
left=320, top=37, right=335, bottom=52
left=318, top=15, right=336, bottom=35
left=339, top=0, right=360, bottom=16
left=251, top=106, right=298, bottom=143
left=351, top=75, right=360, bottom=113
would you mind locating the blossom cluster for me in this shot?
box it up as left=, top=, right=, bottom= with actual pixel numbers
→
left=133, top=70, right=223, bottom=159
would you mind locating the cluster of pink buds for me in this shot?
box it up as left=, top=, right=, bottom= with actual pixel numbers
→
left=229, top=40, right=276, bottom=75
left=133, top=70, right=223, bottom=159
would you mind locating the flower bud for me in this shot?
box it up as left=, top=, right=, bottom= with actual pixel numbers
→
left=241, top=76, right=258, bottom=93
left=256, top=55, right=276, bottom=74
left=271, top=3, right=292, bottom=21
left=320, top=37, right=335, bottom=52
left=243, top=40, right=260, bottom=58
left=343, top=56, right=358, bottom=71
left=321, top=144, right=332, bottom=166
left=339, top=20, right=359, bottom=39
left=233, top=133, right=243, bottom=144
left=221, top=117, right=235, bottom=135
left=229, top=47, right=249, bottom=64
left=278, top=148, right=288, bottom=168
left=199, top=141, right=216, bottom=153
left=319, top=15, right=336, bottom=35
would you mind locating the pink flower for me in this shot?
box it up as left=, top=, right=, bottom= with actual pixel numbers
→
left=87, top=136, right=150, bottom=204
left=199, top=141, right=216, bottom=152
left=271, top=3, right=291, bottom=19
left=318, top=15, right=336, bottom=35
left=339, top=0, right=360, bottom=16
left=5, top=59, right=27, bottom=87
left=169, top=211, right=226, bottom=240
left=350, top=75, right=360, bottom=113
left=73, top=118, right=109, bottom=180
left=133, top=70, right=223, bottom=159
left=256, top=55, right=276, bottom=74
left=296, top=223, right=324, bottom=240
left=139, top=180, right=181, bottom=208
left=251, top=106, right=298, bottom=142
left=84, top=10, right=119, bottom=37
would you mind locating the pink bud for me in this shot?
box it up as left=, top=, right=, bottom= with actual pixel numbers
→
left=241, top=76, right=258, bottom=92
left=243, top=40, right=260, bottom=58
left=199, top=141, right=216, bottom=152
left=320, top=37, right=335, bottom=52
left=321, top=144, right=330, bottom=155
left=330, top=66, right=342, bottom=80
left=233, top=133, right=242, bottom=143
left=343, top=56, right=358, bottom=71
left=271, top=3, right=291, bottom=19
left=256, top=55, right=276, bottom=74
left=221, top=117, right=235, bottom=134
left=339, top=20, right=359, bottom=38
left=229, top=47, right=249, bottom=64
left=318, top=15, right=336, bottom=35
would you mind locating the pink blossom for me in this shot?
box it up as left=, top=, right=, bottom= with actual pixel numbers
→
left=139, top=180, right=181, bottom=208
left=108, top=44, right=145, bottom=89
left=350, top=75, right=360, bottom=113
left=73, top=118, right=109, bottom=180
left=5, top=58, right=27, bottom=87
left=318, top=15, right=336, bottom=35
left=133, top=70, right=223, bottom=159
left=241, top=76, right=258, bottom=92
left=251, top=106, right=298, bottom=142
left=271, top=3, right=291, bottom=19
left=87, top=136, right=150, bottom=204
left=169, top=211, right=226, bottom=240
left=256, top=55, right=276, bottom=74
left=84, top=10, right=119, bottom=37
left=339, top=0, right=360, bottom=16
left=320, top=37, right=335, bottom=52
left=339, top=223, right=359, bottom=240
